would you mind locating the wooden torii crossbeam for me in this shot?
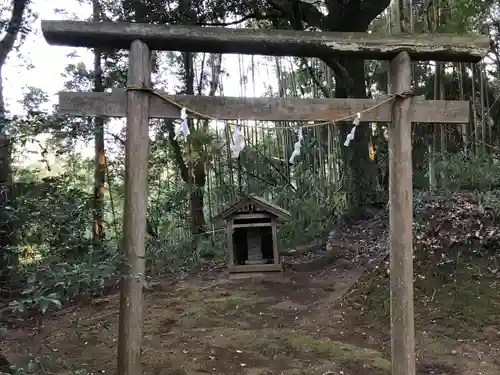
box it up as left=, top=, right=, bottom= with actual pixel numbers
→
left=41, top=20, right=489, bottom=375
left=42, top=20, right=487, bottom=62
left=59, top=89, right=470, bottom=123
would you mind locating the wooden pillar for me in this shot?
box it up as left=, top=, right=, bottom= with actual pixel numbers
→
left=271, top=220, right=279, bottom=265
left=117, top=40, right=151, bottom=375
left=227, top=220, right=234, bottom=267
left=388, top=51, right=416, bottom=375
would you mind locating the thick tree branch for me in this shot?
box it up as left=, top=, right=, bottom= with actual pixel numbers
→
left=236, top=167, right=279, bottom=188
left=0, top=0, right=29, bottom=65
left=197, top=13, right=259, bottom=27
left=284, top=0, right=354, bottom=96
left=317, top=56, right=355, bottom=96
left=300, top=58, right=331, bottom=98
left=322, top=0, right=391, bottom=96
left=268, top=0, right=326, bottom=29
left=296, top=0, right=326, bottom=28
left=359, top=0, right=392, bottom=29
left=326, top=0, right=391, bottom=31
left=106, top=131, right=125, bottom=146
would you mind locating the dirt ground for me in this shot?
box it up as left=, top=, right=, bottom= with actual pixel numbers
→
left=3, top=264, right=499, bottom=375
left=3, top=197, right=500, bottom=375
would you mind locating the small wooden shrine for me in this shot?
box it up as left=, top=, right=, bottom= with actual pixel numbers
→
left=212, top=194, right=291, bottom=276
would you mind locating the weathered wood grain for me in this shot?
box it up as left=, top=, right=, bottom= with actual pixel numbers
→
left=58, top=90, right=470, bottom=123
left=116, top=40, right=150, bottom=375
left=41, top=20, right=489, bottom=62
left=388, top=51, right=416, bottom=375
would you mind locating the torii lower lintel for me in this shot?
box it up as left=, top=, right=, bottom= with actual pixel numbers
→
left=58, top=90, right=470, bottom=124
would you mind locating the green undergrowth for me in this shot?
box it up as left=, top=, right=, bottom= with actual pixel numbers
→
left=345, top=247, right=500, bottom=339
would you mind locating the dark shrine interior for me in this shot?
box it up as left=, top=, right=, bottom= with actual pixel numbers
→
left=232, top=219, right=274, bottom=265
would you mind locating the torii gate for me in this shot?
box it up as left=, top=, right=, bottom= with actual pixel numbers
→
left=41, top=20, right=488, bottom=375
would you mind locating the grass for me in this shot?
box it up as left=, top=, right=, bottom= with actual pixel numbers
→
left=282, top=334, right=391, bottom=373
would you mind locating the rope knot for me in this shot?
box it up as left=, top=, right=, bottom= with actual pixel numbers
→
left=394, top=90, right=414, bottom=99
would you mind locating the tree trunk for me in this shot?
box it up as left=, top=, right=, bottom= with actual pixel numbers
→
left=187, top=53, right=223, bottom=236
left=190, top=186, right=205, bottom=235
left=323, top=1, right=383, bottom=212
left=0, top=0, right=30, bottom=297
left=92, top=0, right=106, bottom=245
left=335, top=58, right=378, bottom=211
left=166, top=52, right=221, bottom=236
left=0, top=131, right=15, bottom=295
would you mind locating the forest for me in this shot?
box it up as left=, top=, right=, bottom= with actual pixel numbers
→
left=1, top=0, right=500, bottom=374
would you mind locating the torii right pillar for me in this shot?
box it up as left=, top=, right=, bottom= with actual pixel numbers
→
left=388, top=50, right=415, bottom=375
